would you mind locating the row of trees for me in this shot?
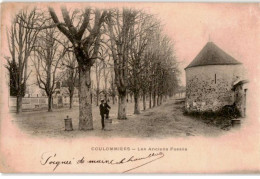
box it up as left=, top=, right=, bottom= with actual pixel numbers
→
left=5, top=6, right=180, bottom=130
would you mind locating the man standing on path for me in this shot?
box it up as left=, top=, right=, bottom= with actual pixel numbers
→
left=99, top=99, right=111, bottom=130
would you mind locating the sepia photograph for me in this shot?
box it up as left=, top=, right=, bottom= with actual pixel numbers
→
left=0, top=2, right=259, bottom=173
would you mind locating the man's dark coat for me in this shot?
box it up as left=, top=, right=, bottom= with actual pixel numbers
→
left=99, top=103, right=111, bottom=115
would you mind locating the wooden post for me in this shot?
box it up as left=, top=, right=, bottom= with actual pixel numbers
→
left=64, top=115, right=73, bottom=131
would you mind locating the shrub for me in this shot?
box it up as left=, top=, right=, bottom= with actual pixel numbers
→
left=183, top=104, right=240, bottom=130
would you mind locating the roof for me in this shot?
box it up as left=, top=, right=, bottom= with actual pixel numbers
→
left=185, top=42, right=242, bottom=69
left=232, top=80, right=249, bottom=90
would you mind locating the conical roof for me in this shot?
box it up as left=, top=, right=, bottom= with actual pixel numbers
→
left=185, top=42, right=242, bottom=69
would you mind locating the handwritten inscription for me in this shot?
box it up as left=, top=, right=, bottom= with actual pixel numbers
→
left=40, top=152, right=165, bottom=173
left=40, top=153, right=72, bottom=171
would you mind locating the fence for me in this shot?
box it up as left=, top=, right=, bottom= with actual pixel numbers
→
left=9, top=96, right=79, bottom=111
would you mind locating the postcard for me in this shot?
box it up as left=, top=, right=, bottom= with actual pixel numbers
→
left=0, top=2, right=259, bottom=173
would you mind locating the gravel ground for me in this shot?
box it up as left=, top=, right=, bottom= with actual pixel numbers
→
left=11, top=98, right=225, bottom=138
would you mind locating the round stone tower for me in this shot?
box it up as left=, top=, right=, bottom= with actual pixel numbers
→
left=185, top=42, right=245, bottom=112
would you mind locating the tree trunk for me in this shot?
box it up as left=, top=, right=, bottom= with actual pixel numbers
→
left=134, top=92, right=140, bottom=114
left=149, top=91, right=152, bottom=109
left=16, top=96, right=22, bottom=114
left=153, top=90, right=156, bottom=107
left=118, top=92, right=127, bottom=120
left=159, top=95, right=162, bottom=105
left=69, top=94, right=73, bottom=109
left=96, top=89, right=99, bottom=106
left=112, top=96, right=115, bottom=104
left=48, top=94, right=53, bottom=112
left=105, top=93, right=107, bottom=101
left=157, top=95, right=160, bottom=106
left=79, top=65, right=93, bottom=130
left=130, top=94, right=133, bottom=103
left=143, top=94, right=146, bottom=111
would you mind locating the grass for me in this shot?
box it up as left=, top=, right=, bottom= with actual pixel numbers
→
left=183, top=103, right=241, bottom=130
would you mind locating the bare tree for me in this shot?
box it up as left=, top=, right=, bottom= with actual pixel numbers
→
left=102, top=54, right=112, bottom=101
left=92, top=48, right=111, bottom=105
left=48, top=7, right=107, bottom=130
left=148, top=32, right=179, bottom=107
left=62, top=51, right=78, bottom=109
left=108, top=66, right=117, bottom=104
left=33, top=26, right=65, bottom=112
left=5, top=8, right=42, bottom=113
left=139, top=58, right=151, bottom=110
left=5, top=56, right=18, bottom=97
left=127, top=12, right=157, bottom=114
left=106, top=8, right=138, bottom=119
left=93, top=59, right=103, bottom=106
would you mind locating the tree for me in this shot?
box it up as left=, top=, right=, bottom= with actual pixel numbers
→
left=156, top=35, right=179, bottom=105
left=48, top=7, right=107, bottom=130
left=127, top=12, right=157, bottom=114
left=93, top=59, right=103, bottom=106
left=101, top=53, right=112, bottom=101
left=108, top=65, right=117, bottom=104
left=5, top=56, right=18, bottom=96
left=93, top=47, right=110, bottom=105
left=139, top=57, right=151, bottom=110
left=62, top=51, right=78, bottom=109
left=106, top=8, right=138, bottom=119
left=6, top=8, right=42, bottom=113
left=142, top=29, right=179, bottom=108
left=33, top=26, right=65, bottom=112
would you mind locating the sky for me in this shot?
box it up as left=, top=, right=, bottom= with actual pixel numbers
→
left=1, top=3, right=260, bottom=87
left=148, top=3, right=260, bottom=85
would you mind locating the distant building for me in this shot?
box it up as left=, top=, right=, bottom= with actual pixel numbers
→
left=185, top=42, right=248, bottom=116
left=175, top=86, right=186, bottom=99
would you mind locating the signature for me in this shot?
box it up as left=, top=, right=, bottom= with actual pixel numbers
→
left=40, top=151, right=165, bottom=173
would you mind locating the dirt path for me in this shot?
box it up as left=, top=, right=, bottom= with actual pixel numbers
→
left=105, top=99, right=224, bottom=138
left=12, top=99, right=224, bottom=138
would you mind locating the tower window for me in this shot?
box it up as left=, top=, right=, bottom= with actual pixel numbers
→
left=215, top=74, right=216, bottom=84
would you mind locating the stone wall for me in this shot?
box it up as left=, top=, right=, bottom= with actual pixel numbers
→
left=185, top=64, right=244, bottom=112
